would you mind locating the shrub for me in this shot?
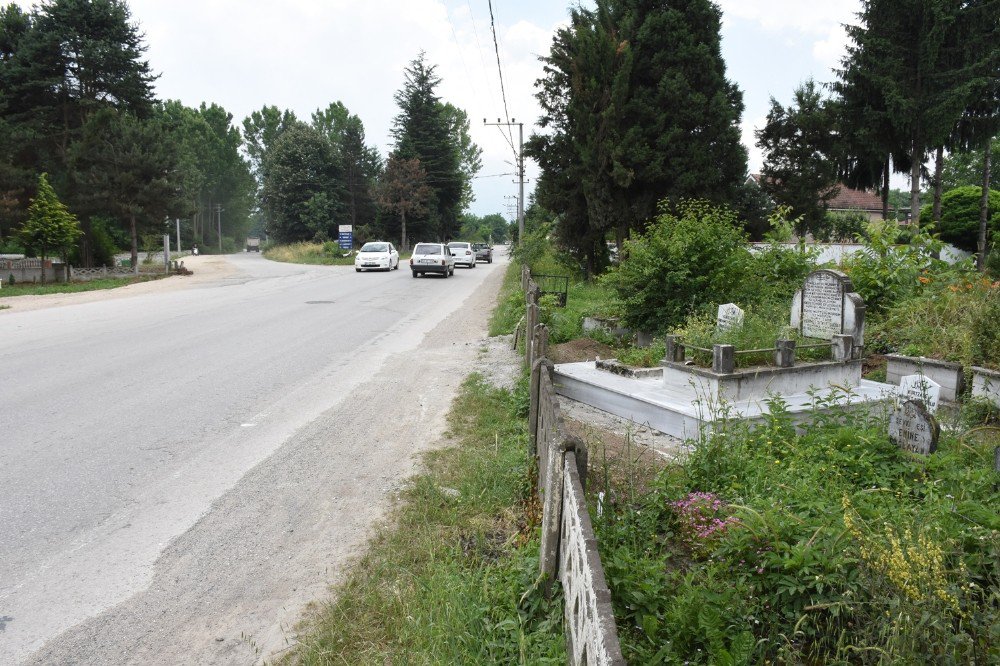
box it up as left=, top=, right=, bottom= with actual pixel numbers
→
left=601, top=200, right=750, bottom=333
left=919, top=185, right=1000, bottom=252
left=840, top=221, right=958, bottom=313
left=821, top=209, right=869, bottom=242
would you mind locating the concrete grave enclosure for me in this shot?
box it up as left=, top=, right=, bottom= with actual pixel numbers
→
left=554, top=269, right=896, bottom=439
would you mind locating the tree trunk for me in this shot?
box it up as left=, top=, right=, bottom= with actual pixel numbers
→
left=882, top=156, right=890, bottom=220
left=129, top=214, right=138, bottom=270
left=910, top=137, right=923, bottom=229
left=40, top=249, right=47, bottom=284
left=978, top=138, right=993, bottom=272
left=400, top=211, right=407, bottom=253
left=932, top=145, right=944, bottom=225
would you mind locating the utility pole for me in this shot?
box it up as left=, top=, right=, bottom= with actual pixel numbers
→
left=484, top=118, right=525, bottom=244
left=216, top=205, right=224, bottom=254
left=175, top=218, right=181, bottom=254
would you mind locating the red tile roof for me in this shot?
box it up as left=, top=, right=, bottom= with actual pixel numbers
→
left=826, top=183, right=883, bottom=212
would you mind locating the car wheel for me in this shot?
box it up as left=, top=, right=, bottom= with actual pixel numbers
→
left=412, top=271, right=418, bottom=278
left=488, top=257, right=492, bottom=263
left=471, top=262, right=476, bottom=268
left=355, top=268, right=361, bottom=272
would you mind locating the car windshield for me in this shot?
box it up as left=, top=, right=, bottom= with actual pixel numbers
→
left=360, top=243, right=388, bottom=252
left=413, top=244, right=441, bottom=255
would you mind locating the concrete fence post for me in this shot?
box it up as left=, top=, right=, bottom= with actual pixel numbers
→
left=663, top=335, right=684, bottom=363
left=775, top=339, right=796, bottom=368
left=528, top=358, right=553, bottom=458
left=712, top=344, right=735, bottom=374
left=832, top=334, right=854, bottom=362
left=526, top=303, right=539, bottom=368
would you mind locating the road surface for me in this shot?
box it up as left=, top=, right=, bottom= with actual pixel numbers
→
left=0, top=250, right=507, bottom=664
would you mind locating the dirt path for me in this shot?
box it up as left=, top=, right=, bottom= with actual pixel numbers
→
left=0, top=255, right=242, bottom=314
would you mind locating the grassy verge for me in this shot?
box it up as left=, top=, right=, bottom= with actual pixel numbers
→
left=264, top=242, right=355, bottom=265
left=0, top=275, right=165, bottom=298
left=290, top=375, right=565, bottom=664
left=264, top=242, right=414, bottom=266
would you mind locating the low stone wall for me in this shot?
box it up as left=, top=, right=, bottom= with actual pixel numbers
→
left=885, top=354, right=964, bottom=403
left=69, top=265, right=140, bottom=281
left=1, top=258, right=67, bottom=283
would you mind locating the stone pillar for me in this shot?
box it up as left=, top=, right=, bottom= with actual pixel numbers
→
left=832, top=334, right=854, bottom=361
left=636, top=331, right=654, bottom=348
left=775, top=339, right=796, bottom=368
left=712, top=344, right=735, bottom=374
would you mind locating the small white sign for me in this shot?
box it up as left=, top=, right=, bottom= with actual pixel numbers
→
left=899, top=374, right=941, bottom=414
left=338, top=224, right=353, bottom=233
left=716, top=303, right=745, bottom=331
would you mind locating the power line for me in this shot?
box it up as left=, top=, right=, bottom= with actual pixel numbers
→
left=487, top=0, right=518, bottom=161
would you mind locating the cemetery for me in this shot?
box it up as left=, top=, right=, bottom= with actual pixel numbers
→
left=554, top=269, right=898, bottom=438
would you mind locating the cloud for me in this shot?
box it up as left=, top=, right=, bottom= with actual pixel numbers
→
left=717, top=0, right=859, bottom=35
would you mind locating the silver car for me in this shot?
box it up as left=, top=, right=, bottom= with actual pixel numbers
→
left=410, top=242, right=456, bottom=278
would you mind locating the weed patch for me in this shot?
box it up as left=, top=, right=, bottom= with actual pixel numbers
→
left=0, top=275, right=164, bottom=297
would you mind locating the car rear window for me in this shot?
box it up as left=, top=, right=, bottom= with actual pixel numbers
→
left=447, top=243, right=468, bottom=249
left=413, top=244, right=441, bottom=255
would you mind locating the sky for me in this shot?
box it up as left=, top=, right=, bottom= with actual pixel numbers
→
left=16, top=0, right=869, bottom=218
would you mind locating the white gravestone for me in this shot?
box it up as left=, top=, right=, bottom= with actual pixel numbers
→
left=716, top=303, right=744, bottom=331
left=790, top=269, right=866, bottom=347
left=889, top=400, right=940, bottom=455
left=898, top=374, right=942, bottom=414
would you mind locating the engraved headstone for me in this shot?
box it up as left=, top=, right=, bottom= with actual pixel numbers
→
left=889, top=399, right=940, bottom=455
left=898, top=374, right=942, bottom=414
left=789, top=269, right=866, bottom=348
left=716, top=303, right=744, bottom=331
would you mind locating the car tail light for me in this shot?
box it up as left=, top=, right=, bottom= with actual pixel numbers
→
left=409, top=258, right=413, bottom=266
left=466, top=250, right=471, bottom=255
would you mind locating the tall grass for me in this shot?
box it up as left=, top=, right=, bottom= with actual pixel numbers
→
left=264, top=242, right=355, bottom=265
left=289, top=375, right=565, bottom=664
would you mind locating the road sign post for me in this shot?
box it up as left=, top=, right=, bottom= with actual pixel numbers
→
left=338, top=225, right=353, bottom=250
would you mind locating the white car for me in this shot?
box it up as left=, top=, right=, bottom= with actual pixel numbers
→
left=410, top=242, right=456, bottom=278
left=355, top=241, right=399, bottom=272
left=447, top=241, right=476, bottom=268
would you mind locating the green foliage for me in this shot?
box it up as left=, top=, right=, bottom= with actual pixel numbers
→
left=528, top=0, right=747, bottom=277
left=18, top=173, right=81, bottom=267
left=840, top=220, right=957, bottom=313
left=674, top=302, right=831, bottom=368
left=872, top=274, right=998, bottom=363
left=616, top=341, right=666, bottom=368
left=970, top=284, right=1000, bottom=368
left=821, top=210, right=870, bottom=243
left=756, top=80, right=841, bottom=236
left=601, top=201, right=750, bottom=333
left=919, top=186, right=1000, bottom=252
left=260, top=122, right=345, bottom=243
left=387, top=54, right=478, bottom=242
left=597, top=403, right=1000, bottom=663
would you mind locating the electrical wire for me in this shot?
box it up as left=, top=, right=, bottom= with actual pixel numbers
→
left=487, top=0, right=518, bottom=161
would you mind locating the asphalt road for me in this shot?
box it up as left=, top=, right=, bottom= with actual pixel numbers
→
left=0, top=250, right=508, bottom=664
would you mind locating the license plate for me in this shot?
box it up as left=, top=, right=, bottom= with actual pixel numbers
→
left=419, top=259, right=435, bottom=264
left=364, top=263, right=377, bottom=267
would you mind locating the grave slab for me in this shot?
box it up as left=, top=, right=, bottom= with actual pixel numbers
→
left=554, top=361, right=896, bottom=440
